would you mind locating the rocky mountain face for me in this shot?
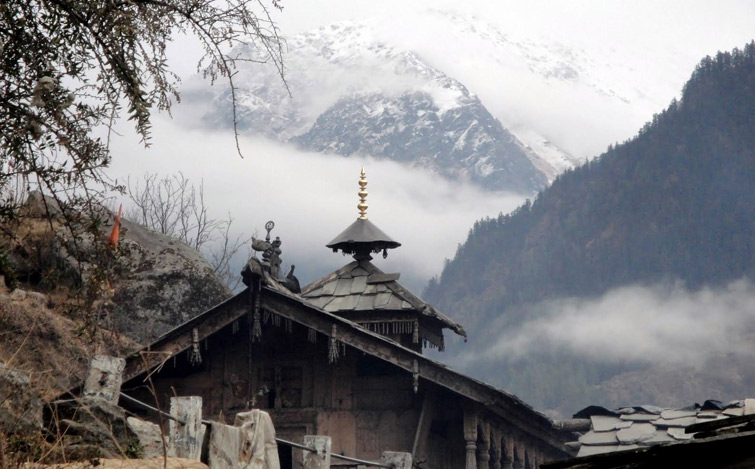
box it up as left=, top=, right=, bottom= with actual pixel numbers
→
left=191, top=19, right=572, bottom=193
left=291, top=90, right=546, bottom=192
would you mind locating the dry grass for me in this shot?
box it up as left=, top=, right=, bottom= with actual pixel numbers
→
left=0, top=297, right=138, bottom=400
left=23, top=458, right=208, bottom=468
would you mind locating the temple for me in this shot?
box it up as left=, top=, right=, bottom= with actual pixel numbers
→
left=117, top=169, right=576, bottom=468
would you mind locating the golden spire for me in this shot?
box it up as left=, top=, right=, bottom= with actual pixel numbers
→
left=357, top=167, right=368, bottom=219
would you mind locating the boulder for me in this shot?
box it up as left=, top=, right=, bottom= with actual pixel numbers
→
left=127, top=416, right=166, bottom=459
left=45, top=397, right=140, bottom=460
left=3, top=195, right=231, bottom=344
left=0, top=363, right=43, bottom=435
left=108, top=217, right=231, bottom=343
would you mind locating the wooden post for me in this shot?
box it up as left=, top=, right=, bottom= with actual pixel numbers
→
left=463, top=409, right=478, bottom=469
left=502, top=438, right=514, bottom=469
left=169, top=396, right=203, bottom=460
left=303, top=435, right=331, bottom=469
left=381, top=451, right=412, bottom=469
left=411, top=392, right=434, bottom=459
left=477, top=422, right=490, bottom=469
left=512, top=445, right=524, bottom=469
left=491, top=428, right=502, bottom=469
left=82, top=355, right=125, bottom=405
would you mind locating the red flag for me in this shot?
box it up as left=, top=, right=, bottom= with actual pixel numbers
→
left=108, top=204, right=122, bottom=249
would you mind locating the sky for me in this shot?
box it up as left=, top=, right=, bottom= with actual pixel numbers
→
left=108, top=1, right=755, bottom=290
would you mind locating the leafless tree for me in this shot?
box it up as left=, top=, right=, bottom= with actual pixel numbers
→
left=125, top=172, right=249, bottom=289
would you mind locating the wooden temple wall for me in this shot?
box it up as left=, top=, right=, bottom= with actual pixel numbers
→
left=124, top=318, right=468, bottom=467
left=122, top=313, right=563, bottom=468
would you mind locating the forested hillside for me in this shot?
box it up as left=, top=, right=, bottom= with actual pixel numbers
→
left=424, top=43, right=755, bottom=415
left=426, top=42, right=755, bottom=330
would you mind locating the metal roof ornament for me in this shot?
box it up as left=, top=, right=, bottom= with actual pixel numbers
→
left=358, top=167, right=368, bottom=220
left=326, top=168, right=401, bottom=260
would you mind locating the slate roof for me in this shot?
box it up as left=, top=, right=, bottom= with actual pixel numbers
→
left=570, top=399, right=755, bottom=458
left=300, top=258, right=466, bottom=337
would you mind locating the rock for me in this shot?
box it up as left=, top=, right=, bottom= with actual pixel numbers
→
left=127, top=416, right=166, bottom=458
left=103, top=217, right=232, bottom=343
left=46, top=397, right=140, bottom=460
left=26, top=291, right=47, bottom=307
left=4, top=195, right=231, bottom=344
left=10, top=288, right=27, bottom=301
left=0, top=363, right=43, bottom=435
left=381, top=451, right=413, bottom=469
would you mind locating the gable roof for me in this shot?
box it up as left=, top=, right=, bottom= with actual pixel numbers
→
left=301, top=258, right=466, bottom=338
left=118, top=260, right=571, bottom=454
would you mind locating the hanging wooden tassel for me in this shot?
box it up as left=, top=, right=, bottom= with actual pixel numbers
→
left=189, top=327, right=202, bottom=366
left=252, top=279, right=262, bottom=343
left=252, top=310, right=262, bottom=342
left=328, top=324, right=339, bottom=363
left=412, top=359, right=419, bottom=393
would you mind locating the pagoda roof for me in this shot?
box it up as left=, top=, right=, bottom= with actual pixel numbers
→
left=301, top=258, right=466, bottom=338
left=325, top=218, right=401, bottom=255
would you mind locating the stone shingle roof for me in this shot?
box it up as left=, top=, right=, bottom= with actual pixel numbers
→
left=300, top=258, right=466, bottom=338
left=571, top=399, right=754, bottom=457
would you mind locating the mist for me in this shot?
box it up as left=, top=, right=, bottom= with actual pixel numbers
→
left=457, top=278, right=755, bottom=368
left=106, top=116, right=525, bottom=293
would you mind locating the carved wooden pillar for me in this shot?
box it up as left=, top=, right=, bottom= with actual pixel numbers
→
left=529, top=452, right=539, bottom=469
left=490, top=428, right=502, bottom=469
left=477, top=422, right=490, bottom=469
left=512, top=445, right=525, bottom=469
left=502, top=438, right=514, bottom=469
left=463, top=409, right=478, bottom=469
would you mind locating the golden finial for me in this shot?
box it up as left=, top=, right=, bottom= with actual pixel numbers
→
left=357, top=167, right=368, bottom=219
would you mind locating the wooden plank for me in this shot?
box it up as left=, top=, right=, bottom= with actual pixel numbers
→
left=366, top=273, right=400, bottom=284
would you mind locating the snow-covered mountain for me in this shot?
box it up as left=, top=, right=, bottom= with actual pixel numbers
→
left=192, top=20, right=552, bottom=193
left=187, top=10, right=692, bottom=191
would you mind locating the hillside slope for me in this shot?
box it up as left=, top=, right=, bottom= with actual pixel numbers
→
left=426, top=42, right=755, bottom=328
left=424, top=42, right=755, bottom=415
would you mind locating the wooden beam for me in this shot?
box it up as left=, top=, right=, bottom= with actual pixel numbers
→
left=259, top=289, right=571, bottom=454
left=122, top=294, right=248, bottom=383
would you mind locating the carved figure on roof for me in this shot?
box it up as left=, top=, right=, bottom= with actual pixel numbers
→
left=283, top=265, right=301, bottom=294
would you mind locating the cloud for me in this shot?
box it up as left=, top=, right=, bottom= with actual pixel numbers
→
left=106, top=115, right=525, bottom=292
left=459, top=279, right=755, bottom=367
left=261, top=1, right=755, bottom=159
